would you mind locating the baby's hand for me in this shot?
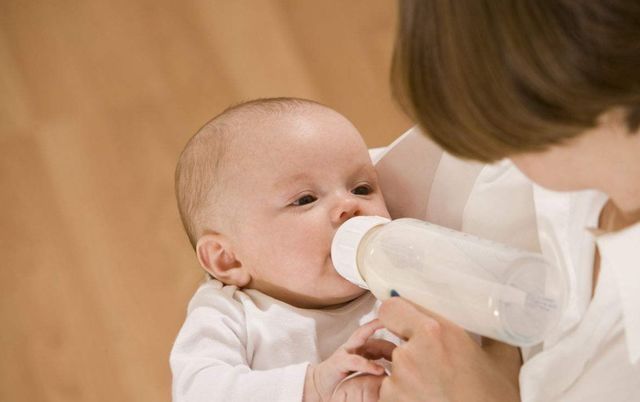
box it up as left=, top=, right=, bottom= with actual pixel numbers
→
left=304, top=319, right=392, bottom=402
left=330, top=374, right=385, bottom=402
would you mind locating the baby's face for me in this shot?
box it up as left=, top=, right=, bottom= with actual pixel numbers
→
left=222, top=107, right=390, bottom=308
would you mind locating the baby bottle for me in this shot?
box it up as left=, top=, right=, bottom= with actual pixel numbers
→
left=331, top=216, right=567, bottom=347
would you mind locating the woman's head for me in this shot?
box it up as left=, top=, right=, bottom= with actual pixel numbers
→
left=392, top=0, right=640, bottom=163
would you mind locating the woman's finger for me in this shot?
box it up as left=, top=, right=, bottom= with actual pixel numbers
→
left=377, top=297, right=441, bottom=340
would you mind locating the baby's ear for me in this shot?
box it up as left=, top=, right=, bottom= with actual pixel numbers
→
left=196, top=233, right=250, bottom=287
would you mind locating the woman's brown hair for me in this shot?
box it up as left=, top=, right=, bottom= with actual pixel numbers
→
left=392, top=0, right=640, bottom=162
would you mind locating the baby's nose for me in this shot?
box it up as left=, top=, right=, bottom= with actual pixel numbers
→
left=332, top=196, right=360, bottom=224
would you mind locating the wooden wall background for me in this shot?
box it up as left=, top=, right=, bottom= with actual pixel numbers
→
left=0, top=1, right=411, bottom=401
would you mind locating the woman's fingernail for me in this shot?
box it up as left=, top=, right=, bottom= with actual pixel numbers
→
left=390, top=289, right=400, bottom=297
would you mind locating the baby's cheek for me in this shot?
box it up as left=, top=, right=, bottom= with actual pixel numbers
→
left=368, top=193, right=388, bottom=213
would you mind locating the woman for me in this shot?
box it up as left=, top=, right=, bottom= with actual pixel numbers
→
left=378, top=1, right=640, bottom=401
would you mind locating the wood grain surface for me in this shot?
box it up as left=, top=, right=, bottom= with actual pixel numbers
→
left=0, top=1, right=411, bottom=401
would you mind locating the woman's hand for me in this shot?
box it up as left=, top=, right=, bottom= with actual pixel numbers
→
left=378, top=297, right=522, bottom=402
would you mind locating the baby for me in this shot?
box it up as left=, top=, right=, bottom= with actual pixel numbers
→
left=170, top=97, right=395, bottom=402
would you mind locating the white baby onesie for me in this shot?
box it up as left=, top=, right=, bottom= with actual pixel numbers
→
left=170, top=279, right=388, bottom=402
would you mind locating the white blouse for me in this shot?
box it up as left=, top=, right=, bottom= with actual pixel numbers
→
left=375, top=128, right=640, bottom=401
left=519, top=187, right=640, bottom=401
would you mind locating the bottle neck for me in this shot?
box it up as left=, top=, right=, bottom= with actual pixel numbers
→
left=355, top=224, right=385, bottom=281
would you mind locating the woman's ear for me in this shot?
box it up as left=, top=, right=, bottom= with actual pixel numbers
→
left=196, top=233, right=250, bottom=287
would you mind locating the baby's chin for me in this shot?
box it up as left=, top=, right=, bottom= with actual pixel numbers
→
left=319, top=288, right=368, bottom=309
left=313, top=276, right=366, bottom=306
left=331, top=282, right=368, bottom=304
left=291, top=286, right=366, bottom=310
left=323, top=260, right=368, bottom=303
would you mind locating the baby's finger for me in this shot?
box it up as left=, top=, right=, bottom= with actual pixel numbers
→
left=355, top=338, right=396, bottom=361
left=330, top=393, right=346, bottom=402
left=343, top=319, right=383, bottom=351
left=362, top=376, right=383, bottom=402
left=338, top=354, right=385, bottom=376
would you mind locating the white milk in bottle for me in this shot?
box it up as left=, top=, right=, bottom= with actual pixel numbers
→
left=331, top=216, right=567, bottom=347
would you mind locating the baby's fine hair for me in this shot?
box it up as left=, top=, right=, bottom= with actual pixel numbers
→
left=175, top=97, right=325, bottom=249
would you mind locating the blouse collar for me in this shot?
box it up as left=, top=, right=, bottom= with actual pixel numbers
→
left=595, top=222, right=640, bottom=364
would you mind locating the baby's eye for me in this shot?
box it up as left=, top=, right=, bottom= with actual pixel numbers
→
left=352, top=185, right=372, bottom=196
left=292, top=194, right=317, bottom=206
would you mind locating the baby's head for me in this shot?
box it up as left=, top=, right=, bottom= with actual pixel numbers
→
left=176, top=98, right=389, bottom=308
